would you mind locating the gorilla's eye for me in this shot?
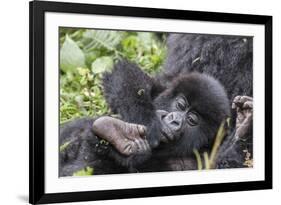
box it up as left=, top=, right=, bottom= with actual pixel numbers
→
left=176, top=96, right=188, bottom=111
left=177, top=101, right=186, bottom=111
left=187, top=112, right=199, bottom=126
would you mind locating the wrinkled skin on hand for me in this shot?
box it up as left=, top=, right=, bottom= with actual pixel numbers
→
left=92, top=116, right=150, bottom=156
left=232, top=95, right=253, bottom=139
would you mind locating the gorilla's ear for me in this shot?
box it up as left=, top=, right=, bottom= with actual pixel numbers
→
left=150, top=79, right=165, bottom=100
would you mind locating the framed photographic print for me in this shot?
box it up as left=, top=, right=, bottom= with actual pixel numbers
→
left=29, top=0, right=272, bottom=204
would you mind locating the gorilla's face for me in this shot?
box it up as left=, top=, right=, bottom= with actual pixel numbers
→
left=153, top=72, right=230, bottom=155
left=156, top=94, right=199, bottom=143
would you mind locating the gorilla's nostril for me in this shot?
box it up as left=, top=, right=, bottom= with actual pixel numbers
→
left=171, top=120, right=180, bottom=127
left=156, top=110, right=168, bottom=120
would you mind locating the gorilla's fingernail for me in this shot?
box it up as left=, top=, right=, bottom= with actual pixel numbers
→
left=139, top=126, right=144, bottom=134
left=243, top=102, right=252, bottom=109
left=234, top=96, right=240, bottom=103
left=138, top=125, right=146, bottom=136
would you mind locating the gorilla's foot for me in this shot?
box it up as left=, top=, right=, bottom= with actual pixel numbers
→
left=232, top=96, right=253, bottom=139
left=92, top=116, right=150, bottom=156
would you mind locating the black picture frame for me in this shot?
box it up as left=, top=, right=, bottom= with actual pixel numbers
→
left=29, top=0, right=272, bottom=204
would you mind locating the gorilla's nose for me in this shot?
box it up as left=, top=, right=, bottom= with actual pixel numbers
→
left=150, top=139, right=159, bottom=148
left=165, top=112, right=183, bottom=131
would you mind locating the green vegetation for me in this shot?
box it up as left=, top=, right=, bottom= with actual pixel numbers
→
left=59, top=28, right=166, bottom=124
left=59, top=29, right=251, bottom=174
left=59, top=28, right=166, bottom=176
left=73, top=166, right=94, bottom=176
left=59, top=141, right=71, bottom=152
left=193, top=119, right=228, bottom=170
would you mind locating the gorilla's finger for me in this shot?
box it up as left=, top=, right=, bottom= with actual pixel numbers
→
left=142, top=140, right=151, bottom=153
left=233, top=96, right=252, bottom=105
left=232, top=96, right=243, bottom=109
left=243, top=101, right=253, bottom=109
left=125, top=123, right=146, bottom=140
left=140, top=139, right=149, bottom=152
left=139, top=139, right=148, bottom=153
left=122, top=143, right=134, bottom=156
left=143, top=140, right=151, bottom=152
left=232, top=96, right=253, bottom=110
left=233, top=96, right=242, bottom=103
left=134, top=139, right=146, bottom=153
left=134, top=139, right=142, bottom=151
left=240, top=96, right=253, bottom=102
left=137, top=125, right=147, bottom=137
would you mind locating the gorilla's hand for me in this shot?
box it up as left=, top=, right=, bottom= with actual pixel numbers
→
left=232, top=96, right=253, bottom=139
left=92, top=116, right=150, bottom=156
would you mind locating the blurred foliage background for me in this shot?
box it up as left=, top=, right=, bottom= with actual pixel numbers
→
left=59, top=28, right=167, bottom=124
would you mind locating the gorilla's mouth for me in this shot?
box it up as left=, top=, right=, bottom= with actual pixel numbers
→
left=160, top=127, right=174, bottom=143
left=156, top=110, right=176, bottom=143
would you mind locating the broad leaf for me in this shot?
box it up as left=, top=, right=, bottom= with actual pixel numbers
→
left=82, top=30, right=124, bottom=52
left=91, top=56, right=113, bottom=74
left=60, top=35, right=85, bottom=73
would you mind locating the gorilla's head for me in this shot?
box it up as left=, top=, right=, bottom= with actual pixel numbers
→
left=153, top=72, right=230, bottom=156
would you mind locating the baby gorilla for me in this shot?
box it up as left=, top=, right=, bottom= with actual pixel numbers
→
left=152, top=73, right=230, bottom=158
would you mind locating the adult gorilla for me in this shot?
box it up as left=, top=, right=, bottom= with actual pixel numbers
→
left=59, top=34, right=253, bottom=176
left=161, top=34, right=253, bottom=101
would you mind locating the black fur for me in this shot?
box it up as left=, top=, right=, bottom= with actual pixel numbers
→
left=102, top=61, right=164, bottom=149
left=160, top=34, right=253, bottom=168
left=59, top=33, right=253, bottom=175
left=59, top=117, right=151, bottom=176
left=102, top=60, right=231, bottom=171
left=161, top=34, right=253, bottom=101
left=152, top=73, right=230, bottom=157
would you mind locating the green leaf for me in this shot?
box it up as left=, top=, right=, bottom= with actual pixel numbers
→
left=59, top=141, right=71, bottom=152
left=137, top=32, right=153, bottom=48
left=122, top=36, right=139, bottom=49
left=60, top=35, right=85, bottom=73
left=73, top=166, right=94, bottom=176
left=91, top=56, right=113, bottom=74
left=82, top=30, right=124, bottom=52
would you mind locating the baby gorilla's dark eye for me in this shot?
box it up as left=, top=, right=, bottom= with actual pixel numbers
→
left=187, top=112, right=199, bottom=126
left=176, top=96, right=188, bottom=111
left=177, top=102, right=186, bottom=111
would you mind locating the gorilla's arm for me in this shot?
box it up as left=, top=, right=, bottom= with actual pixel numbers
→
left=59, top=116, right=150, bottom=176
left=216, top=95, right=253, bottom=168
